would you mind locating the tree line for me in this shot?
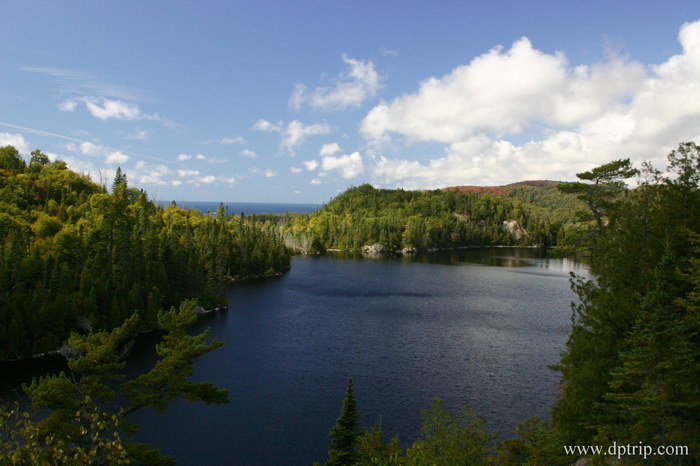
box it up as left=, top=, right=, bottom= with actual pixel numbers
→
left=267, top=182, right=585, bottom=253
left=0, top=146, right=290, bottom=360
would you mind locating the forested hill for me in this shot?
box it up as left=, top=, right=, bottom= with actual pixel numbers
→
left=443, top=180, right=584, bottom=224
left=0, top=146, right=290, bottom=360
left=272, top=181, right=586, bottom=253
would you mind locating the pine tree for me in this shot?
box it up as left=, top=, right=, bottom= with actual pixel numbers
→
left=327, top=376, right=362, bottom=466
left=111, top=166, right=127, bottom=193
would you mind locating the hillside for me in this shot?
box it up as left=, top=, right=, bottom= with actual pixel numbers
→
left=270, top=182, right=586, bottom=253
left=0, top=146, right=290, bottom=360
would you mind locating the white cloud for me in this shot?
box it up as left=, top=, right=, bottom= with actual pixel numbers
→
left=290, top=166, right=303, bottom=174
left=303, top=159, right=319, bottom=171
left=199, top=175, right=216, bottom=183
left=252, top=119, right=282, bottom=132
left=360, top=19, right=700, bottom=189
left=290, top=54, right=381, bottom=111
left=281, top=120, right=331, bottom=154
left=0, top=132, right=29, bottom=153
left=57, top=99, right=78, bottom=111
left=81, top=97, right=155, bottom=121
left=127, top=128, right=150, bottom=140
left=171, top=180, right=182, bottom=187
left=241, top=149, right=257, bottom=158
left=195, top=154, right=207, bottom=160
left=132, top=163, right=171, bottom=186
left=177, top=154, right=192, bottom=161
left=178, top=169, right=200, bottom=178
left=251, top=168, right=277, bottom=178
left=219, top=136, right=246, bottom=144
left=79, top=142, right=102, bottom=156
left=319, top=142, right=341, bottom=157
left=105, top=151, right=130, bottom=164
left=361, top=37, right=648, bottom=144
left=321, top=151, right=364, bottom=179
left=310, top=178, right=322, bottom=185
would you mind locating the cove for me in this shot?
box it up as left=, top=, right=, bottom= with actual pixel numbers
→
left=125, top=248, right=587, bottom=465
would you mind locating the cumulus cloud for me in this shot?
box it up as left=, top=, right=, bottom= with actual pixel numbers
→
left=84, top=97, right=157, bottom=121
left=251, top=119, right=282, bottom=132
left=177, top=154, right=192, bottom=161
left=252, top=119, right=331, bottom=154
left=289, top=55, right=381, bottom=111
left=105, top=151, right=130, bottom=164
left=290, top=166, right=303, bottom=174
left=321, top=151, right=364, bottom=179
left=199, top=175, right=216, bottom=183
left=79, top=142, right=102, bottom=156
left=310, top=178, right=322, bottom=185
left=319, top=142, right=341, bottom=156
left=281, top=120, right=331, bottom=154
left=240, top=149, right=257, bottom=158
left=303, top=159, right=319, bottom=171
left=361, top=19, right=700, bottom=189
left=195, top=154, right=207, bottom=160
left=131, top=162, right=171, bottom=186
left=57, top=99, right=78, bottom=111
left=0, top=132, right=29, bottom=153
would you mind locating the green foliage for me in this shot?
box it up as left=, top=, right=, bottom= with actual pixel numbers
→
left=356, top=424, right=403, bottom=465
left=551, top=142, right=700, bottom=463
left=328, top=376, right=363, bottom=466
left=325, top=380, right=497, bottom=465
left=495, top=417, right=567, bottom=465
left=279, top=183, right=582, bottom=252
left=0, top=300, right=226, bottom=464
left=29, top=149, right=50, bottom=168
left=557, top=158, right=638, bottom=234
left=404, top=399, right=493, bottom=466
left=0, top=145, right=26, bottom=171
left=0, top=146, right=291, bottom=359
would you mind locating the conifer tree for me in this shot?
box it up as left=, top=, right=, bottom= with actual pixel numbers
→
left=327, top=376, right=362, bottom=466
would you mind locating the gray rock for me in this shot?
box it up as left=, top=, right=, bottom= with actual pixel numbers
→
left=361, top=243, right=388, bottom=255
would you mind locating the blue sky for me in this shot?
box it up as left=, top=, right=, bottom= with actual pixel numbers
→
left=2, top=1, right=699, bottom=203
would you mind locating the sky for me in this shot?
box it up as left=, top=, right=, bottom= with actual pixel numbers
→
left=2, top=1, right=700, bottom=203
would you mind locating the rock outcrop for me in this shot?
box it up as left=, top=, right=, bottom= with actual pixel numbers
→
left=502, top=220, right=528, bottom=242
left=361, top=243, right=388, bottom=255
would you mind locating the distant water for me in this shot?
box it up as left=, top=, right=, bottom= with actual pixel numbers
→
left=158, top=201, right=321, bottom=215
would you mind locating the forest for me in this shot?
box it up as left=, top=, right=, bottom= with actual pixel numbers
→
left=0, top=145, right=290, bottom=360
left=257, top=180, right=585, bottom=254
left=1, top=142, right=699, bottom=464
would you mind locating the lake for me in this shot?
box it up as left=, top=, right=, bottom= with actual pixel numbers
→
left=123, top=248, right=587, bottom=465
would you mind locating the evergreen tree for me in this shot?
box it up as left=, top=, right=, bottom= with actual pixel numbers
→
left=328, top=376, right=362, bottom=465
left=111, top=166, right=127, bottom=193
left=0, top=300, right=228, bottom=464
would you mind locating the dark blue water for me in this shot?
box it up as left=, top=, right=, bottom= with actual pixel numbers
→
left=158, top=201, right=321, bottom=215
left=127, top=248, right=586, bottom=465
